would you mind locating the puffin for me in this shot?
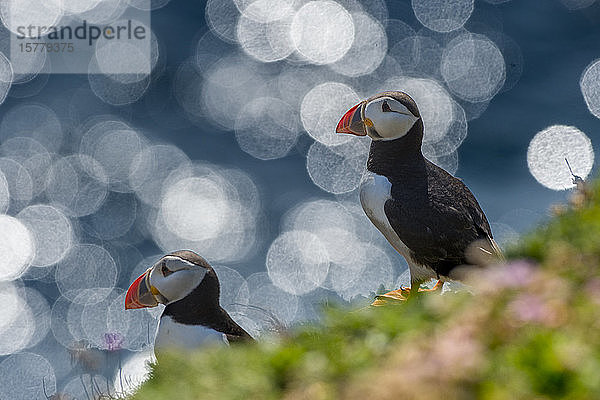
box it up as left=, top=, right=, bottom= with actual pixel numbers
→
left=336, top=91, right=502, bottom=301
left=125, top=250, right=253, bottom=349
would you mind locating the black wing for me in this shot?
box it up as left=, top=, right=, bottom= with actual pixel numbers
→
left=384, top=161, right=498, bottom=277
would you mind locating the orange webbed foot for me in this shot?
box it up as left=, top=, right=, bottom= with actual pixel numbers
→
left=371, top=281, right=443, bottom=306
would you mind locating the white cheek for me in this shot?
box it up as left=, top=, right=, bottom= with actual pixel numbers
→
left=151, top=268, right=206, bottom=303
left=372, top=113, right=418, bottom=140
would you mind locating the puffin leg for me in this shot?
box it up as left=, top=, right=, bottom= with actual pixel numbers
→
left=371, top=287, right=410, bottom=305
left=391, top=280, right=443, bottom=295
left=370, top=281, right=443, bottom=306
left=417, top=280, right=443, bottom=292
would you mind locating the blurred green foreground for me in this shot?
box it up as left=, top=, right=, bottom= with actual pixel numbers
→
left=131, top=180, right=600, bottom=400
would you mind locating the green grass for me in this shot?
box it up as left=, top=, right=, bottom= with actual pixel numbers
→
left=131, top=180, right=600, bottom=400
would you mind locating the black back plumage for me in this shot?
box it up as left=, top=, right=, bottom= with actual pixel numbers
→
left=163, top=250, right=253, bottom=342
left=366, top=93, right=495, bottom=279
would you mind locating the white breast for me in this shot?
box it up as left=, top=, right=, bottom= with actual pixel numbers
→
left=359, top=171, right=437, bottom=283
left=154, top=315, right=228, bottom=350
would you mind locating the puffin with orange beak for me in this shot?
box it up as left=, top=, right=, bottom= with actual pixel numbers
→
left=336, top=91, right=501, bottom=302
left=126, top=250, right=252, bottom=349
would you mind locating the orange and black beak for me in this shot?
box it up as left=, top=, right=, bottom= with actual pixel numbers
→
left=336, top=101, right=367, bottom=136
left=125, top=268, right=160, bottom=309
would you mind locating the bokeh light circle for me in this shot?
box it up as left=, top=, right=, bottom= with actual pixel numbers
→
left=129, top=144, right=191, bottom=207
left=329, top=12, right=387, bottom=77
left=267, top=230, right=330, bottom=295
left=306, top=139, right=369, bottom=194
left=301, top=82, right=360, bottom=146
left=580, top=59, right=600, bottom=119
left=0, top=52, right=12, bottom=105
left=0, top=0, right=63, bottom=37
left=55, top=244, right=118, bottom=302
left=0, top=352, right=56, bottom=400
left=0, top=215, right=34, bottom=281
left=291, top=1, right=355, bottom=65
left=527, top=125, right=594, bottom=190
left=0, top=137, right=53, bottom=198
left=235, top=97, right=300, bottom=160
left=17, top=205, right=73, bottom=267
left=0, top=157, right=34, bottom=211
left=205, top=0, right=241, bottom=43
left=0, top=170, right=8, bottom=214
left=234, top=0, right=295, bottom=23
left=441, top=34, right=506, bottom=102
left=213, top=265, right=250, bottom=314
left=45, top=155, right=109, bottom=217
left=0, top=103, right=63, bottom=153
left=411, top=0, right=474, bottom=33
left=161, top=176, right=233, bottom=241
left=237, top=14, right=295, bottom=62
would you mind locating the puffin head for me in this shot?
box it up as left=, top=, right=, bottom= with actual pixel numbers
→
left=125, top=250, right=213, bottom=310
left=336, top=91, right=421, bottom=141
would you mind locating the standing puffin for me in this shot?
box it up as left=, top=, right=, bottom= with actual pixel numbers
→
left=125, top=250, right=253, bottom=349
left=336, top=91, right=501, bottom=301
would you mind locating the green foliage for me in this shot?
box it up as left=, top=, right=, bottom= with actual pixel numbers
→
left=131, top=181, right=600, bottom=400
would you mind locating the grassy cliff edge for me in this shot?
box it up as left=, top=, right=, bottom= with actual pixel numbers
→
left=131, top=180, right=600, bottom=400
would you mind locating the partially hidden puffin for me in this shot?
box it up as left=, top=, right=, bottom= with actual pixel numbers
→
left=336, top=91, right=502, bottom=301
left=125, top=250, right=253, bottom=349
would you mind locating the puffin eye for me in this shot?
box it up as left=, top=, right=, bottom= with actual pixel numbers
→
left=161, top=262, right=173, bottom=277
left=381, top=100, right=392, bottom=113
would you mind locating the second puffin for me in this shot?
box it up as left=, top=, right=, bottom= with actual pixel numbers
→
left=336, top=91, right=502, bottom=301
left=125, top=250, right=252, bottom=350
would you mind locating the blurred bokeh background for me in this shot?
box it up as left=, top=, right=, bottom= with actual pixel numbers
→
left=0, top=0, right=598, bottom=398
